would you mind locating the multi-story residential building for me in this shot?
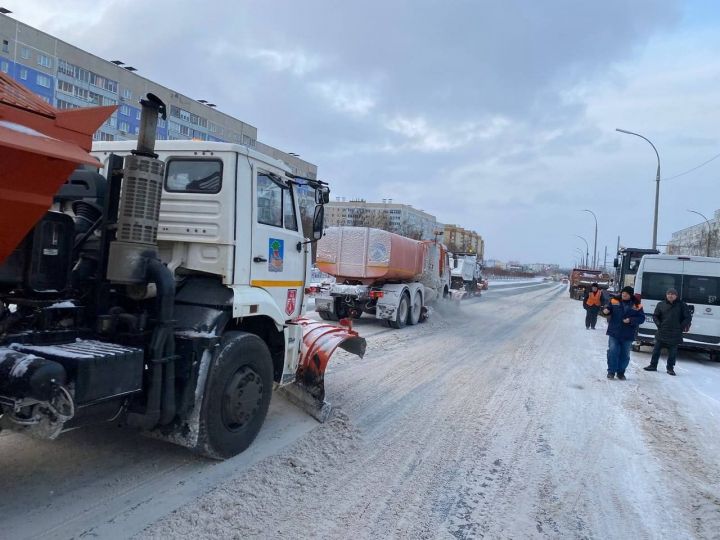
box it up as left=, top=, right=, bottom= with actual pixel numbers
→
left=667, top=209, right=720, bottom=257
left=325, top=199, right=441, bottom=240
left=0, top=12, right=316, bottom=178
left=443, top=224, right=484, bottom=260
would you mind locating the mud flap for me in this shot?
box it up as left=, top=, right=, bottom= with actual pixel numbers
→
left=280, top=318, right=366, bottom=422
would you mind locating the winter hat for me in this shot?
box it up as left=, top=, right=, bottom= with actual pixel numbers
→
left=621, top=286, right=635, bottom=296
left=666, top=288, right=678, bottom=295
left=591, top=282, right=599, bottom=288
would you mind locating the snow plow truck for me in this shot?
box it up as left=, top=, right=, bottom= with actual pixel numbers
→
left=450, top=252, right=483, bottom=298
left=313, top=227, right=451, bottom=328
left=0, top=74, right=365, bottom=459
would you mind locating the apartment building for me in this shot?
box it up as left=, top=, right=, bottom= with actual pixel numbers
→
left=443, top=224, right=484, bottom=260
left=0, top=12, right=316, bottom=178
left=667, top=209, right=720, bottom=257
left=325, top=199, right=441, bottom=240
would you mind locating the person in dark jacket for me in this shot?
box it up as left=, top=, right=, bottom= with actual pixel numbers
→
left=601, top=286, right=645, bottom=380
left=643, top=288, right=691, bottom=376
left=583, top=283, right=604, bottom=329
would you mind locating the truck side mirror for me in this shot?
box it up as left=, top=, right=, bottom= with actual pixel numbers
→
left=613, top=258, right=619, bottom=268
left=315, top=187, right=330, bottom=205
left=312, top=205, right=324, bottom=240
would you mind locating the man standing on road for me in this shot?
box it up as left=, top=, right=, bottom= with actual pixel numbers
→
left=601, top=286, right=645, bottom=380
left=643, top=288, right=691, bottom=376
left=583, top=283, right=604, bottom=330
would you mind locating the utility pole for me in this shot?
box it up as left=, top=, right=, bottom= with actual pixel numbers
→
left=688, top=210, right=712, bottom=257
left=616, top=129, right=661, bottom=250
left=583, top=209, right=598, bottom=269
left=603, top=245, right=607, bottom=271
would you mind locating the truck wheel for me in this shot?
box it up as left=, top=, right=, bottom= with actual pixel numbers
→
left=195, top=331, right=273, bottom=460
left=389, top=291, right=410, bottom=329
left=334, top=298, right=350, bottom=320
left=408, top=291, right=422, bottom=325
left=318, top=310, right=338, bottom=321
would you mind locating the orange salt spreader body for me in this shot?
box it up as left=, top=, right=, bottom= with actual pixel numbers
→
left=316, top=226, right=427, bottom=284
left=0, top=71, right=116, bottom=264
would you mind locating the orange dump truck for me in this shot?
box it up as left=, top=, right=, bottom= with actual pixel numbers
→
left=314, top=227, right=451, bottom=328
left=569, top=268, right=611, bottom=300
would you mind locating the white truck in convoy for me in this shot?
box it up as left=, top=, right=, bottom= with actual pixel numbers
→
left=0, top=87, right=365, bottom=460
left=450, top=252, right=483, bottom=298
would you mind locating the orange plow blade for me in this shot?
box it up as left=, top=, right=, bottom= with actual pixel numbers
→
left=281, top=317, right=366, bottom=422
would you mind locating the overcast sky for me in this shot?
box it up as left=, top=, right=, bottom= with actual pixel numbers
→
left=9, top=0, right=720, bottom=266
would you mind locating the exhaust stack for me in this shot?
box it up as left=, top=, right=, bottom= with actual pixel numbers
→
left=107, top=94, right=167, bottom=284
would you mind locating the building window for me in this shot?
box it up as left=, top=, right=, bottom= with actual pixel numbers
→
left=119, top=121, right=130, bottom=132
left=36, top=73, right=51, bottom=88
left=0, top=61, right=8, bottom=73
left=106, top=116, right=117, bottom=128
left=122, top=88, right=132, bottom=99
left=119, top=104, right=130, bottom=116
left=136, top=110, right=141, bottom=120
left=56, top=99, right=79, bottom=110
left=2, top=40, right=8, bottom=53
left=37, top=54, right=52, bottom=68
left=20, top=47, right=30, bottom=60
left=19, top=68, right=27, bottom=80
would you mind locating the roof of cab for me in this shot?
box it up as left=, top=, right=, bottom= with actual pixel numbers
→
left=642, top=254, right=720, bottom=263
left=91, top=140, right=293, bottom=174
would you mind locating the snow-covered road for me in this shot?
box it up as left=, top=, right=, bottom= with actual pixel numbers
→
left=3, top=282, right=720, bottom=539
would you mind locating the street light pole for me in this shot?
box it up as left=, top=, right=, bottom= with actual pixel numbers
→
left=583, top=209, right=598, bottom=268
left=688, top=209, right=712, bottom=257
left=575, top=235, right=590, bottom=269
left=616, top=128, right=661, bottom=250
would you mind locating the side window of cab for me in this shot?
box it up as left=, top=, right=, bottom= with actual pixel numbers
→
left=256, top=172, right=299, bottom=232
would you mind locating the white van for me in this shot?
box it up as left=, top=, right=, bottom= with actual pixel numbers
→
left=635, top=255, right=720, bottom=360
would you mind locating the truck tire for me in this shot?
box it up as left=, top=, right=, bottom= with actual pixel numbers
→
left=334, top=298, right=350, bottom=320
left=389, top=291, right=410, bottom=329
left=318, top=310, right=338, bottom=321
left=408, top=290, right=422, bottom=325
left=194, top=331, right=273, bottom=460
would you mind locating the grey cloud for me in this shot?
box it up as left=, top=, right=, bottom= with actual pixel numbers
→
left=21, top=0, right=694, bottom=264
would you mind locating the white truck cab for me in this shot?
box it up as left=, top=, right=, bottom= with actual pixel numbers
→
left=93, top=141, right=315, bottom=377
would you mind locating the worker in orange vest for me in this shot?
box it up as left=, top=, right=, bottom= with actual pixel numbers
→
left=583, top=283, right=604, bottom=329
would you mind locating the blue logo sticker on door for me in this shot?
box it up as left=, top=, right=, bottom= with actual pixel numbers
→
left=269, top=238, right=284, bottom=272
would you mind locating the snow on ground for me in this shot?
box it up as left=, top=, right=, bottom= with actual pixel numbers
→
left=139, top=283, right=720, bottom=539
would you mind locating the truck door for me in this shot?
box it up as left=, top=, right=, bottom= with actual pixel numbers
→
left=250, top=170, right=306, bottom=319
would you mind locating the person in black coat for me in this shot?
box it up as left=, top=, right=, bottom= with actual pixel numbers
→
left=643, top=288, right=692, bottom=376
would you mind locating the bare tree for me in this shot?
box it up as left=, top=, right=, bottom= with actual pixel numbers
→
left=394, top=220, right=424, bottom=240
